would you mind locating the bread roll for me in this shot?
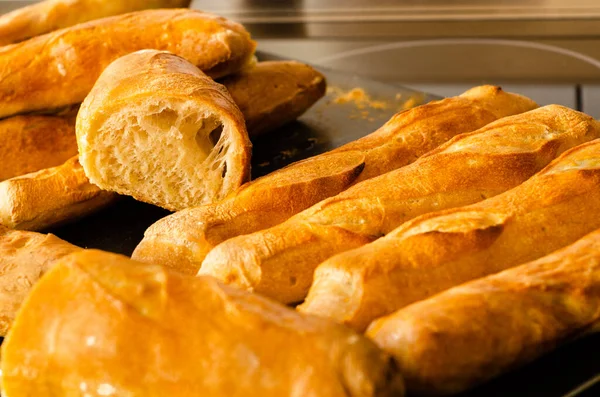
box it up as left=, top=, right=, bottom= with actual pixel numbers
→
left=300, top=139, right=600, bottom=331
left=0, top=156, right=118, bottom=231
left=201, top=105, right=600, bottom=303
left=0, top=225, right=80, bottom=335
left=221, top=61, right=326, bottom=136
left=77, top=50, right=251, bottom=211
left=0, top=0, right=192, bottom=46
left=0, top=9, right=255, bottom=119
left=132, top=86, right=537, bottom=274
left=368, top=228, right=600, bottom=396
left=0, top=114, right=78, bottom=182
left=1, top=250, right=404, bottom=397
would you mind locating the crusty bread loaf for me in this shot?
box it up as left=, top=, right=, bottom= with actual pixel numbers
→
left=221, top=61, right=326, bottom=136
left=368, top=228, right=600, bottom=396
left=77, top=50, right=251, bottom=211
left=1, top=250, right=404, bottom=397
left=132, top=86, right=537, bottom=274
left=0, top=114, right=78, bottom=181
left=200, top=105, right=600, bottom=304
left=0, top=0, right=191, bottom=46
left=0, top=225, right=80, bottom=335
left=300, top=139, right=600, bottom=331
left=0, top=9, right=255, bottom=118
left=0, top=156, right=118, bottom=231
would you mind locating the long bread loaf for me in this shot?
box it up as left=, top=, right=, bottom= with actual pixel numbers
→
left=132, top=86, right=537, bottom=275
left=368, top=228, right=600, bottom=396
left=0, top=0, right=191, bottom=46
left=1, top=250, right=404, bottom=397
left=0, top=9, right=255, bottom=118
left=200, top=105, right=600, bottom=303
left=299, top=139, right=600, bottom=331
left=0, top=157, right=118, bottom=231
left=0, top=225, right=80, bottom=335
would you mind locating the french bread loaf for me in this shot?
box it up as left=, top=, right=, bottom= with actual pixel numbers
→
left=0, top=114, right=77, bottom=181
left=1, top=250, right=404, bottom=397
left=200, top=105, right=600, bottom=303
left=0, top=156, right=118, bottom=231
left=0, top=0, right=192, bottom=46
left=77, top=50, right=251, bottom=211
left=368, top=228, right=600, bottom=396
left=220, top=60, right=326, bottom=136
left=0, top=9, right=255, bottom=118
left=132, top=86, right=537, bottom=274
left=0, top=225, right=80, bottom=335
left=300, top=139, right=600, bottom=331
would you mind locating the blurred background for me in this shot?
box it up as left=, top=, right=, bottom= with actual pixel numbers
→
left=3, top=0, right=600, bottom=114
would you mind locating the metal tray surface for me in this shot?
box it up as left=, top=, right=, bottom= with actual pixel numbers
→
left=40, top=53, right=598, bottom=397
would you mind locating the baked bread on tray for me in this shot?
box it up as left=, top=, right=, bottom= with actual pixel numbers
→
left=132, top=86, right=537, bottom=275
left=199, top=105, right=600, bottom=304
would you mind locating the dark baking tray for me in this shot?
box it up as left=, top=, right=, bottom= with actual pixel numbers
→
left=44, top=52, right=598, bottom=396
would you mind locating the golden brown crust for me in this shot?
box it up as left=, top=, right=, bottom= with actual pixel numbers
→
left=300, top=139, right=600, bottom=331
left=0, top=225, right=80, bottom=335
left=76, top=50, right=252, bottom=210
left=221, top=61, right=327, bottom=136
left=0, top=156, right=118, bottom=231
left=201, top=105, right=600, bottom=304
left=0, top=0, right=192, bottom=46
left=368, top=228, right=600, bottom=396
left=0, top=9, right=256, bottom=118
left=0, top=114, right=77, bottom=181
left=132, top=86, right=537, bottom=274
left=1, top=249, right=404, bottom=397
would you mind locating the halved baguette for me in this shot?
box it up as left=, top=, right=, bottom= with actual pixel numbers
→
left=368, top=228, right=600, bottom=396
left=220, top=60, right=326, bottom=136
left=0, top=156, right=118, bottom=231
left=132, top=86, right=537, bottom=274
left=200, top=105, right=600, bottom=303
left=77, top=50, right=251, bottom=211
left=0, top=9, right=255, bottom=118
left=0, top=225, right=80, bottom=335
left=0, top=114, right=77, bottom=181
left=299, top=139, right=600, bottom=331
left=0, top=0, right=192, bottom=46
left=1, top=250, right=404, bottom=397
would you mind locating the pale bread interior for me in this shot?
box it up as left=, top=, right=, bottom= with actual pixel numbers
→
left=85, top=99, right=237, bottom=210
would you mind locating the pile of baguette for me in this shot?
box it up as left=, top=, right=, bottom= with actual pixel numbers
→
left=0, top=1, right=599, bottom=396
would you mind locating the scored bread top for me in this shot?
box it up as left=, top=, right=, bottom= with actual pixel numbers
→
left=0, top=9, right=256, bottom=118
left=76, top=50, right=251, bottom=211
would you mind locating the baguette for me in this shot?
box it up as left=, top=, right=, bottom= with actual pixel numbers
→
left=1, top=250, right=404, bottom=397
left=0, top=114, right=77, bottom=181
left=220, top=61, right=326, bottom=136
left=300, top=139, right=600, bottom=331
left=0, top=156, right=118, bottom=231
left=0, top=9, right=255, bottom=119
left=132, top=86, right=537, bottom=274
left=77, top=50, right=251, bottom=211
left=368, top=228, right=600, bottom=396
left=200, top=105, right=600, bottom=303
left=0, top=225, right=80, bottom=335
left=0, top=0, right=192, bottom=46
